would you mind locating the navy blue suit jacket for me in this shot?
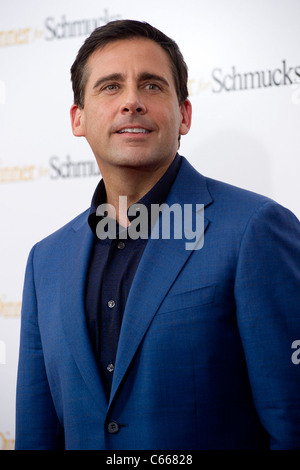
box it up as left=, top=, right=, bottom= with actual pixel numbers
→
left=16, top=157, right=300, bottom=449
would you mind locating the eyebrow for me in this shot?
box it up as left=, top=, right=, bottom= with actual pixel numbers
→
left=93, top=73, right=123, bottom=90
left=92, top=72, right=170, bottom=90
left=138, top=72, right=170, bottom=87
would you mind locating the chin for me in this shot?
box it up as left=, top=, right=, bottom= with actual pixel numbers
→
left=116, top=147, right=175, bottom=168
left=112, top=153, right=161, bottom=169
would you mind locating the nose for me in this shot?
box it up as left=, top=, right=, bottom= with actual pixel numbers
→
left=121, top=87, right=146, bottom=115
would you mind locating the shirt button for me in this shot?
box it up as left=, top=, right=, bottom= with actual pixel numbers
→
left=117, top=241, right=125, bottom=249
left=107, top=300, right=116, bottom=308
left=107, top=421, right=119, bottom=434
left=107, top=363, right=114, bottom=373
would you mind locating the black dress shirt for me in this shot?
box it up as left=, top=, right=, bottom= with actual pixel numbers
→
left=85, top=154, right=182, bottom=397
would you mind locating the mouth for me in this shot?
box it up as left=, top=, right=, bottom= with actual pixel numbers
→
left=116, top=127, right=152, bottom=134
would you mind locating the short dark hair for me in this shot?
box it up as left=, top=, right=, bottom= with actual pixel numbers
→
left=70, top=19, right=189, bottom=108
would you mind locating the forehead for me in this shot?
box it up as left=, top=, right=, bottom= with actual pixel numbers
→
left=86, top=37, right=174, bottom=82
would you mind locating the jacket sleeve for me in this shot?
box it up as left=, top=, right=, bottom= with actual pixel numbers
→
left=15, top=244, right=64, bottom=450
left=234, top=200, right=300, bottom=449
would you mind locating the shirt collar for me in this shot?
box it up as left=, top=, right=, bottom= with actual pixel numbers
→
left=88, top=153, right=182, bottom=238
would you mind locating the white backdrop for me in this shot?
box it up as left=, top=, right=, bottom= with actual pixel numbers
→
left=1, top=0, right=299, bottom=449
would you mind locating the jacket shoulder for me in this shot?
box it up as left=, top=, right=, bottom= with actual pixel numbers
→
left=205, top=175, right=273, bottom=208
left=179, top=156, right=273, bottom=210
left=179, top=156, right=297, bottom=230
left=33, top=209, right=90, bottom=250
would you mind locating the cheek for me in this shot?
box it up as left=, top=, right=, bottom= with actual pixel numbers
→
left=85, top=108, right=107, bottom=136
left=163, top=109, right=183, bottom=137
left=154, top=103, right=179, bottom=127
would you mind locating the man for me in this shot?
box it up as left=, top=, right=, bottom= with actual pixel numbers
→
left=15, top=19, right=300, bottom=450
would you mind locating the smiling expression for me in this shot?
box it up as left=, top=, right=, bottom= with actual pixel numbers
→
left=70, top=38, right=192, bottom=173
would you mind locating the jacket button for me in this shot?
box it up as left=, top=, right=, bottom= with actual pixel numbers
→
left=107, top=421, right=120, bottom=434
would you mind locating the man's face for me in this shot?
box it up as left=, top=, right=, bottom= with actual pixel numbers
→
left=71, top=38, right=191, bottom=173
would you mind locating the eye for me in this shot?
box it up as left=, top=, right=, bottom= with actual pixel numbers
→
left=145, top=83, right=161, bottom=91
left=103, top=84, right=120, bottom=92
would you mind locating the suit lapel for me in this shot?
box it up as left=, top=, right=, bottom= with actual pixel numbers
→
left=109, top=157, right=212, bottom=407
left=58, top=159, right=213, bottom=412
left=60, top=212, right=108, bottom=410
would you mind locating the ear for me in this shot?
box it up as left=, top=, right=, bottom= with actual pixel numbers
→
left=179, top=99, right=192, bottom=136
left=70, top=104, right=85, bottom=137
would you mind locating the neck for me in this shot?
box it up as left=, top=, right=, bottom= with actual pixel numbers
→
left=98, top=159, right=174, bottom=226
